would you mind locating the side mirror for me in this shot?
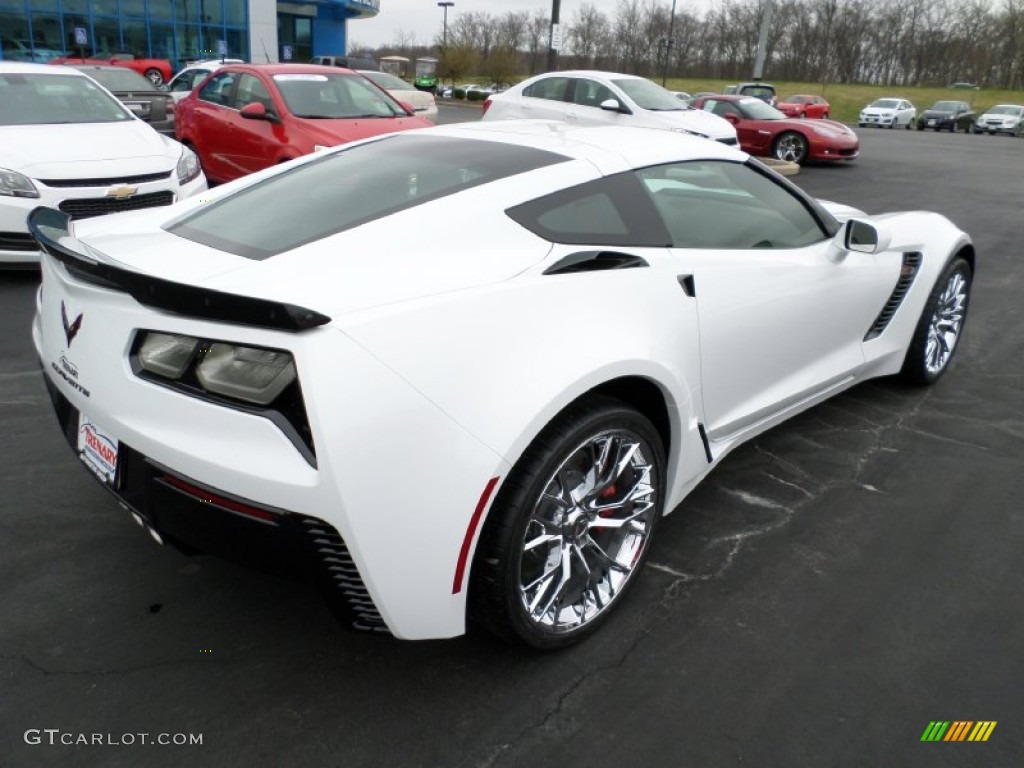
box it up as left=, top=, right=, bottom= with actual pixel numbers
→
left=599, top=98, right=627, bottom=114
left=723, top=112, right=739, bottom=124
left=239, top=102, right=275, bottom=122
left=843, top=218, right=891, bottom=254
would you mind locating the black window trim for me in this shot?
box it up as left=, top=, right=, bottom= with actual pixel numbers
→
left=506, top=170, right=672, bottom=248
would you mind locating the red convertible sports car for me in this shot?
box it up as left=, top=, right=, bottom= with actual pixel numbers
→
left=174, top=63, right=434, bottom=184
left=777, top=94, right=831, bottom=119
left=695, top=94, right=857, bottom=164
left=50, top=53, right=173, bottom=86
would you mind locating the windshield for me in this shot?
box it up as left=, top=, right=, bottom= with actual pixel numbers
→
left=274, top=73, right=406, bottom=118
left=988, top=105, right=1022, bottom=115
left=0, top=72, right=132, bottom=125
left=613, top=78, right=684, bottom=111
left=739, top=97, right=785, bottom=120
left=73, top=66, right=156, bottom=92
left=930, top=101, right=959, bottom=111
left=869, top=99, right=899, bottom=109
left=361, top=71, right=413, bottom=91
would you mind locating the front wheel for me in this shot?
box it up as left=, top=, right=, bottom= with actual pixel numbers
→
left=470, top=396, right=665, bottom=649
left=772, top=131, right=808, bottom=164
left=144, top=68, right=164, bottom=86
left=900, top=257, right=972, bottom=385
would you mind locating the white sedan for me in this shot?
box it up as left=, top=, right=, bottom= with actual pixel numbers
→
left=858, top=97, right=917, bottom=129
left=0, top=62, right=206, bottom=267
left=165, top=58, right=245, bottom=102
left=31, top=121, right=973, bottom=647
left=358, top=70, right=438, bottom=121
left=483, top=70, right=738, bottom=146
left=972, top=104, right=1024, bottom=136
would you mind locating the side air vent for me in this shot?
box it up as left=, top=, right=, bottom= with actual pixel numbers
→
left=300, top=517, right=389, bottom=633
left=544, top=250, right=649, bottom=275
left=865, top=251, right=923, bottom=340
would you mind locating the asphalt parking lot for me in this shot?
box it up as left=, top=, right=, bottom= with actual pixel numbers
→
left=2, top=117, right=1022, bottom=767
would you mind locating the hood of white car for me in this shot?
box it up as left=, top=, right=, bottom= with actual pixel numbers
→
left=647, top=108, right=737, bottom=141
left=861, top=108, right=895, bottom=116
left=0, top=121, right=180, bottom=178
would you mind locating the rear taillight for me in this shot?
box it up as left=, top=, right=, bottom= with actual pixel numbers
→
left=167, top=99, right=175, bottom=116
left=482, top=98, right=492, bottom=116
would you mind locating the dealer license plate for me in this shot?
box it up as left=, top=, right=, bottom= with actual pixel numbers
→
left=928, top=119, right=935, bottom=126
left=78, top=414, right=120, bottom=486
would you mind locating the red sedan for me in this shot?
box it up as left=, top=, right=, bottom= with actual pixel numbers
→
left=777, top=94, right=831, bottom=119
left=50, top=52, right=173, bottom=86
left=175, top=63, right=434, bottom=184
left=694, top=95, right=857, bottom=165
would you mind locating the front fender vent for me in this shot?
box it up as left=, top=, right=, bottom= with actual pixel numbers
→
left=865, top=251, right=922, bottom=341
left=300, top=517, right=389, bottom=633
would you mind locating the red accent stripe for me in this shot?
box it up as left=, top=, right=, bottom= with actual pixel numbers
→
left=159, top=474, right=277, bottom=522
left=452, top=476, right=500, bottom=594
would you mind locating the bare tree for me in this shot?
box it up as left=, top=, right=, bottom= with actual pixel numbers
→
left=525, top=9, right=551, bottom=75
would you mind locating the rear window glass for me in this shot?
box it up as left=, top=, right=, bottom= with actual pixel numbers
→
left=166, top=134, right=569, bottom=259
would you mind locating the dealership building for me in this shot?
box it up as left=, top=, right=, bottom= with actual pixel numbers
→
left=0, top=0, right=379, bottom=69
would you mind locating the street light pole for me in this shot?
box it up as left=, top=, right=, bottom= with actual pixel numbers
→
left=547, top=0, right=561, bottom=72
left=661, top=0, right=677, bottom=86
left=438, top=1, right=454, bottom=52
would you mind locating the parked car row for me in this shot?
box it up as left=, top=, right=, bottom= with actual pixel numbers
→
left=482, top=72, right=860, bottom=166
left=1, top=57, right=432, bottom=266
left=858, top=97, right=1023, bottom=135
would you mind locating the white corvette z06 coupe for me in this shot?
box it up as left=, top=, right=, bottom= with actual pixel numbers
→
left=31, top=122, right=974, bottom=648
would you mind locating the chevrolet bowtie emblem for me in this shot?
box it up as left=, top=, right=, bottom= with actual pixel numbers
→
left=106, top=184, right=138, bottom=200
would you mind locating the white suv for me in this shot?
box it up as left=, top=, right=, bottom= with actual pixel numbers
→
left=482, top=71, right=738, bottom=145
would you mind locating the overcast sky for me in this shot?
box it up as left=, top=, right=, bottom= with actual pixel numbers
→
left=350, top=0, right=713, bottom=51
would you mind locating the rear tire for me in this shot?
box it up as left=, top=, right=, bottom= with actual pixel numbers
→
left=900, top=257, right=972, bottom=386
left=469, top=395, right=665, bottom=649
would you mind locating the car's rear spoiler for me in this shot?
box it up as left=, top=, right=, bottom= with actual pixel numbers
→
left=28, top=207, right=331, bottom=332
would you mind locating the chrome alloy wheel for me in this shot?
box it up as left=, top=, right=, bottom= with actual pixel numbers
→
left=924, top=270, right=968, bottom=375
left=516, top=430, right=658, bottom=633
left=773, top=132, right=808, bottom=163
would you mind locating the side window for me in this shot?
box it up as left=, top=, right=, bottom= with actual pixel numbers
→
left=635, top=160, right=830, bottom=250
left=705, top=99, right=739, bottom=118
left=189, top=69, right=211, bottom=89
left=571, top=79, right=613, bottom=108
left=522, top=76, right=570, bottom=102
left=198, top=71, right=236, bottom=106
left=232, top=73, right=273, bottom=112
left=507, top=173, right=669, bottom=247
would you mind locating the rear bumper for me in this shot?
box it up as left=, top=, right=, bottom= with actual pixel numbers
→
left=42, top=370, right=388, bottom=633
